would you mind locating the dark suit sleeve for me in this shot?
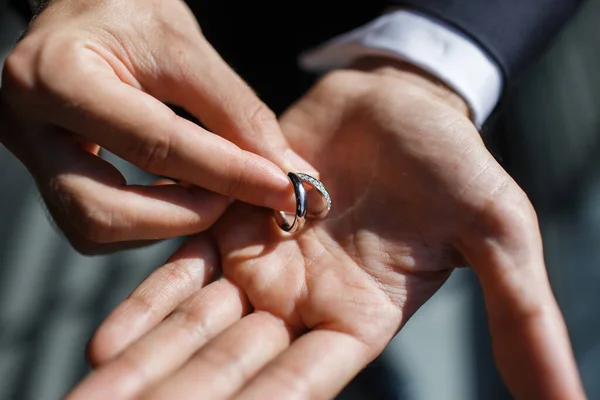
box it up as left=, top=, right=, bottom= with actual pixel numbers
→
left=388, top=0, right=585, bottom=78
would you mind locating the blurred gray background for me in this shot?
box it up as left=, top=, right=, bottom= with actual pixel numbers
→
left=1, top=1, right=599, bottom=399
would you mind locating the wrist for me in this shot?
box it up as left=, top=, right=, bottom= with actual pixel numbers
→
left=350, top=56, right=471, bottom=119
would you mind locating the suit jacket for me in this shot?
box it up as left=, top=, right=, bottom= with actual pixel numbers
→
left=187, top=0, right=584, bottom=111
left=9, top=0, right=585, bottom=109
left=392, top=0, right=586, bottom=79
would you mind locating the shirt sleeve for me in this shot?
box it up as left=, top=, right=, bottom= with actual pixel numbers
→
left=386, top=0, right=584, bottom=79
left=299, top=9, right=503, bottom=128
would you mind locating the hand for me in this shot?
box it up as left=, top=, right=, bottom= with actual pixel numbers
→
left=0, top=0, right=314, bottom=254
left=68, top=58, right=584, bottom=400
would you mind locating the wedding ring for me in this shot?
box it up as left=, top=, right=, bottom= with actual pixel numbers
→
left=273, top=172, right=331, bottom=233
left=296, top=173, right=332, bottom=219
left=273, top=172, right=307, bottom=233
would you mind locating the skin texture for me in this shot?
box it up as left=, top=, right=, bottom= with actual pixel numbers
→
left=0, top=0, right=315, bottom=254
left=66, top=59, right=586, bottom=400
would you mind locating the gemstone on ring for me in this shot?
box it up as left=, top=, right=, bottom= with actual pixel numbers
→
left=296, top=173, right=332, bottom=219
left=273, top=172, right=331, bottom=233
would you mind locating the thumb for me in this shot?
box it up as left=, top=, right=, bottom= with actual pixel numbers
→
left=457, top=185, right=585, bottom=400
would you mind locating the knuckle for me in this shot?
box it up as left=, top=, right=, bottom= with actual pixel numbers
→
left=169, top=306, right=210, bottom=342
left=129, top=132, right=173, bottom=174
left=246, top=101, right=277, bottom=134
left=307, top=69, right=371, bottom=110
left=74, top=204, right=117, bottom=244
left=2, top=35, right=86, bottom=112
left=161, top=259, right=200, bottom=292
left=321, top=69, right=355, bottom=87
left=220, top=155, right=246, bottom=198
left=46, top=177, right=117, bottom=244
left=44, top=195, right=122, bottom=255
left=459, top=179, right=541, bottom=273
left=320, top=69, right=364, bottom=94
left=232, top=100, right=278, bottom=143
left=484, top=182, right=538, bottom=236
left=1, top=42, right=37, bottom=105
left=261, top=364, right=308, bottom=397
left=36, top=39, right=87, bottom=100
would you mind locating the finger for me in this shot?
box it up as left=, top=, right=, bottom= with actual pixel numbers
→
left=140, top=312, right=293, bottom=400
left=459, top=192, right=585, bottom=399
left=152, top=42, right=318, bottom=176
left=151, top=178, right=178, bottom=186
left=234, top=329, right=373, bottom=400
left=3, top=42, right=294, bottom=211
left=28, top=127, right=230, bottom=247
left=88, top=233, right=220, bottom=366
left=68, top=278, right=248, bottom=400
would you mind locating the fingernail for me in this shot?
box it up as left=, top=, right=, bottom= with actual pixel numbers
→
left=284, top=149, right=319, bottom=177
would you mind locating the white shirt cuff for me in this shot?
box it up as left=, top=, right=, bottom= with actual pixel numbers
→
left=299, top=9, right=503, bottom=128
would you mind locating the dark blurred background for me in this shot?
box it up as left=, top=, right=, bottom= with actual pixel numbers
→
left=1, top=1, right=599, bottom=399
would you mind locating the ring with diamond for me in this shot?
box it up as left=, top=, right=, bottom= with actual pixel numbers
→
left=296, top=173, right=332, bottom=220
left=273, top=172, right=331, bottom=233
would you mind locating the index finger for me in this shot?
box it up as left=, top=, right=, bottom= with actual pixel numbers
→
left=4, top=44, right=294, bottom=212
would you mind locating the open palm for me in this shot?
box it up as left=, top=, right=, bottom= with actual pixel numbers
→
left=68, top=63, right=584, bottom=400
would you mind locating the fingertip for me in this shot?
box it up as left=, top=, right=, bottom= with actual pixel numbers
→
left=262, top=176, right=296, bottom=214
left=86, top=319, right=124, bottom=368
left=151, top=178, right=177, bottom=186
left=282, top=149, right=320, bottom=178
left=232, top=151, right=296, bottom=213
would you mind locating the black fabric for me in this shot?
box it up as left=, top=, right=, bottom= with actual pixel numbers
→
left=8, top=0, right=585, bottom=105
left=389, top=0, right=586, bottom=79
left=7, top=0, right=30, bottom=20
left=187, top=1, right=386, bottom=112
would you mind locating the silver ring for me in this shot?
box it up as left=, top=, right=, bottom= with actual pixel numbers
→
left=296, top=173, right=332, bottom=219
left=273, top=172, right=331, bottom=233
left=273, top=172, right=307, bottom=233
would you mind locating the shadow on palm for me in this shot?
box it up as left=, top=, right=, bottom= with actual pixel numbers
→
left=212, top=95, right=468, bottom=352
